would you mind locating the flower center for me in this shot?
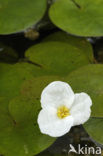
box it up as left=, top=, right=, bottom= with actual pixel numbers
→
left=57, top=106, right=70, bottom=119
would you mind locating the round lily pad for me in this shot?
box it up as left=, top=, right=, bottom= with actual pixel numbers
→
left=49, top=0, right=103, bottom=37
left=0, top=0, right=46, bottom=34
left=0, top=62, right=45, bottom=100
left=84, top=117, right=103, bottom=144
left=9, top=97, right=40, bottom=123
left=21, top=76, right=62, bottom=99
left=43, top=31, right=94, bottom=62
left=25, top=41, right=90, bottom=76
left=0, top=97, right=55, bottom=156
left=65, top=64, right=103, bottom=117
left=0, top=97, right=13, bottom=129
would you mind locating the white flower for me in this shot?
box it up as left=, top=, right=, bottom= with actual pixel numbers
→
left=37, top=81, right=92, bottom=137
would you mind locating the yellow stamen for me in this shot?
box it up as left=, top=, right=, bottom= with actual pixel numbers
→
left=57, top=106, right=70, bottom=119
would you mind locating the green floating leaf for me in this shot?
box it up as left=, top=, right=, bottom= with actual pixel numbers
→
left=84, top=118, right=103, bottom=144
left=21, top=76, right=62, bottom=99
left=0, top=43, right=18, bottom=63
left=49, top=0, right=103, bottom=37
left=43, top=31, right=94, bottom=62
left=0, top=97, right=55, bottom=156
left=0, top=62, right=45, bottom=99
left=0, top=97, right=13, bottom=129
left=9, top=97, right=39, bottom=123
left=65, top=64, right=103, bottom=117
left=25, top=41, right=91, bottom=76
left=0, top=0, right=46, bottom=34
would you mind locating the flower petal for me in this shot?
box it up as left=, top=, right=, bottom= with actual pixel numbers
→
left=41, top=81, right=74, bottom=109
left=70, top=93, right=92, bottom=126
left=37, top=107, right=74, bottom=137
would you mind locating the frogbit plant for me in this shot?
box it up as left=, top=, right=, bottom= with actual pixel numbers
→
left=38, top=81, right=92, bottom=137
